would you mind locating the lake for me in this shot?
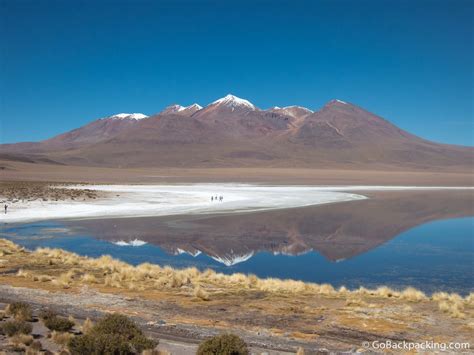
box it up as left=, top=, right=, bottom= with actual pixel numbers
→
left=1, top=190, right=472, bottom=295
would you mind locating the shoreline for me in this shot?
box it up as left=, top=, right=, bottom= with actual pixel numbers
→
left=1, top=183, right=473, bottom=223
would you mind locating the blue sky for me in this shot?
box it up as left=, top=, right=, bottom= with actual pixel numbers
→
left=1, top=0, right=472, bottom=145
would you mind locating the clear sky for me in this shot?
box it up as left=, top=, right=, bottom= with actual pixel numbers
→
left=1, top=0, right=472, bottom=145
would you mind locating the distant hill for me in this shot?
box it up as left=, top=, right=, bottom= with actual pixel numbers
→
left=1, top=94, right=472, bottom=170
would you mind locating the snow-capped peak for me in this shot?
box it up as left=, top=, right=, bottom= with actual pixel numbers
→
left=165, top=104, right=186, bottom=113
left=332, top=99, right=347, bottom=105
left=107, top=113, right=148, bottom=120
left=161, top=103, right=202, bottom=115
left=211, top=94, right=256, bottom=110
left=187, top=103, right=202, bottom=110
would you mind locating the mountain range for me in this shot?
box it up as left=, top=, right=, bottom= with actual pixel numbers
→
left=1, top=94, right=472, bottom=170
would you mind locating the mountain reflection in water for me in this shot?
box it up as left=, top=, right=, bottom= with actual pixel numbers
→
left=3, top=190, right=473, bottom=294
left=65, top=190, right=473, bottom=265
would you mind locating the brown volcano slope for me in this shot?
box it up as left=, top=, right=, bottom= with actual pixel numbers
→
left=1, top=96, right=472, bottom=170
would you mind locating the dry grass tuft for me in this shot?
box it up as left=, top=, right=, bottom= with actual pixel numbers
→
left=52, top=271, right=76, bottom=289
left=465, top=292, right=474, bottom=306
left=10, top=334, right=34, bottom=348
left=345, top=297, right=368, bottom=308
left=32, top=274, right=53, bottom=282
left=81, top=318, right=94, bottom=334
left=6, top=302, right=32, bottom=321
left=81, top=273, right=97, bottom=283
left=356, top=287, right=371, bottom=296
left=399, top=287, right=427, bottom=302
left=51, top=331, right=74, bottom=347
left=17, top=269, right=31, bottom=278
left=432, top=292, right=450, bottom=302
left=319, top=283, right=335, bottom=296
left=438, top=299, right=466, bottom=318
left=337, top=286, right=349, bottom=295
left=26, top=340, right=43, bottom=354
left=194, top=285, right=210, bottom=301
left=375, top=286, right=399, bottom=298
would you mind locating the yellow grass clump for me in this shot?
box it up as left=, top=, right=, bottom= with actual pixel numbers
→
left=256, top=278, right=313, bottom=294
left=345, top=297, right=368, bottom=308
left=10, top=334, right=34, bottom=348
left=81, top=318, right=94, bottom=334
left=25, top=342, right=42, bottom=355
left=399, top=287, right=427, bottom=302
left=51, top=331, right=74, bottom=347
left=52, top=270, right=77, bottom=289
left=17, top=269, right=31, bottom=278
left=337, top=286, right=349, bottom=295
left=194, top=285, right=210, bottom=301
left=356, top=287, right=371, bottom=296
left=1, top=239, right=24, bottom=253
left=32, top=274, right=52, bottom=282
left=374, top=286, right=399, bottom=298
left=432, top=292, right=450, bottom=302
left=465, top=292, right=474, bottom=306
left=318, top=283, right=336, bottom=296
left=438, top=301, right=465, bottom=319
left=81, top=273, right=97, bottom=283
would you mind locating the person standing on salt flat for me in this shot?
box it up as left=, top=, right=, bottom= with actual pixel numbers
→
left=4, top=204, right=7, bottom=214
left=211, top=196, right=214, bottom=202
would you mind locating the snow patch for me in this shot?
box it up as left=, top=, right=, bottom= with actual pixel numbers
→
left=165, top=105, right=186, bottom=113
left=107, top=113, right=148, bottom=120
left=187, top=103, right=202, bottom=110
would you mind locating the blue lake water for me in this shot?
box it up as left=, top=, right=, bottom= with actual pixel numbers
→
left=1, top=209, right=473, bottom=295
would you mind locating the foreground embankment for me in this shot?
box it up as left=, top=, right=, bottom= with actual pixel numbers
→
left=0, top=239, right=472, bottom=352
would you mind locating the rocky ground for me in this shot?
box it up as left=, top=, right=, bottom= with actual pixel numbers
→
left=0, top=239, right=472, bottom=354
left=0, top=181, right=102, bottom=204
